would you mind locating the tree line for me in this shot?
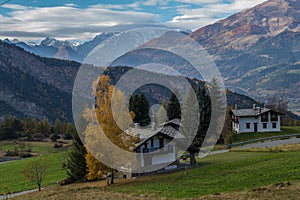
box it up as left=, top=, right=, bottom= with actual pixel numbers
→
left=0, top=116, right=76, bottom=141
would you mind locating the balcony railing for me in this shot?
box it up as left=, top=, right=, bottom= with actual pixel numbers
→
left=142, top=146, right=173, bottom=154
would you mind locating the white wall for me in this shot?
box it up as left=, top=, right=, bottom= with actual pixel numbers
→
left=236, top=112, right=281, bottom=133
left=152, top=147, right=176, bottom=166
left=138, top=137, right=176, bottom=167
left=257, top=113, right=281, bottom=132
left=238, top=117, right=258, bottom=133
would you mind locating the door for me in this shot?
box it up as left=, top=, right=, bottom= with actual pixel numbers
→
left=254, top=123, right=258, bottom=132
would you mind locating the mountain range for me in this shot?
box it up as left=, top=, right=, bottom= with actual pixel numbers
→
left=1, top=0, right=299, bottom=118
left=190, top=0, right=300, bottom=114
left=4, top=32, right=118, bottom=63
left=0, top=39, right=258, bottom=121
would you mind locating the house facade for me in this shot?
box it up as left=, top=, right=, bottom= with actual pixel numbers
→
left=231, top=105, right=283, bottom=133
left=134, top=132, right=178, bottom=170
left=130, top=119, right=198, bottom=174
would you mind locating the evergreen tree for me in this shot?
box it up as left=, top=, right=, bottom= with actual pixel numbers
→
left=129, top=93, right=151, bottom=126
left=138, top=93, right=151, bottom=126
left=167, top=91, right=181, bottom=120
left=54, top=119, right=64, bottom=135
left=194, top=85, right=211, bottom=147
left=67, top=130, right=87, bottom=182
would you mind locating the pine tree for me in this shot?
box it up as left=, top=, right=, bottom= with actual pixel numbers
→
left=167, top=91, right=181, bottom=120
left=66, top=130, right=87, bottom=182
left=54, top=119, right=64, bottom=135
left=138, top=93, right=151, bottom=126
left=194, top=85, right=211, bottom=147
left=129, top=93, right=151, bottom=127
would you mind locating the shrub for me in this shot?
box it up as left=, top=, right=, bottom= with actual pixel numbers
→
left=54, top=143, right=63, bottom=148
left=20, top=153, right=32, bottom=158
left=5, top=150, right=19, bottom=157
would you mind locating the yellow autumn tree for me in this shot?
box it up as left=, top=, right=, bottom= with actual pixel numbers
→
left=84, top=75, right=138, bottom=183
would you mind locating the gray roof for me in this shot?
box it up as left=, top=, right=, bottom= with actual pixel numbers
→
left=129, top=125, right=185, bottom=149
left=231, top=108, right=271, bottom=117
left=158, top=118, right=181, bottom=127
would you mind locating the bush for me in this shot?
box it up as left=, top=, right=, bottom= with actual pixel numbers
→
left=50, top=134, right=60, bottom=142
left=20, top=153, right=32, bottom=158
left=63, top=133, right=73, bottom=140
left=54, top=143, right=63, bottom=148
left=5, top=150, right=19, bottom=157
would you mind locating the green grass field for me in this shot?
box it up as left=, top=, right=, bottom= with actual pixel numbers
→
left=10, top=150, right=300, bottom=200
left=0, top=152, right=68, bottom=194
left=2, top=127, right=300, bottom=199
left=0, top=141, right=70, bottom=154
left=232, top=126, right=300, bottom=143
left=112, top=151, right=300, bottom=199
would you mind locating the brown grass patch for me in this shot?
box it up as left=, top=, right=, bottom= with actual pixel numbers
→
left=230, top=143, right=300, bottom=153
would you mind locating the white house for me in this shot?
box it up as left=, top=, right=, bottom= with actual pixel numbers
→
left=129, top=119, right=199, bottom=174
left=231, top=104, right=284, bottom=133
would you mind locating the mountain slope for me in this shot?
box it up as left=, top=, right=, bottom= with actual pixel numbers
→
left=190, top=0, right=300, bottom=113
left=0, top=41, right=80, bottom=121
left=0, top=41, right=256, bottom=121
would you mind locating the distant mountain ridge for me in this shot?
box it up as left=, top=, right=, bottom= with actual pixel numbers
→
left=108, top=0, right=299, bottom=113
left=0, top=41, right=257, bottom=121
left=4, top=32, right=119, bottom=63
left=189, top=0, right=300, bottom=113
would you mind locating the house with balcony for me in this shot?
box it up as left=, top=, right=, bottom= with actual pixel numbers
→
left=129, top=119, right=199, bottom=174
left=230, top=104, right=284, bottom=133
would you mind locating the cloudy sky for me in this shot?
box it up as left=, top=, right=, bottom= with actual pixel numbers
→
left=0, top=0, right=268, bottom=42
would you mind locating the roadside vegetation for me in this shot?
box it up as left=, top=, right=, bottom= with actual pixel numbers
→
left=232, top=126, right=300, bottom=143
left=231, top=143, right=300, bottom=153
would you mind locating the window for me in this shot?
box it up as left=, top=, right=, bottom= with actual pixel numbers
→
left=261, top=113, right=269, bottom=122
left=246, top=123, right=250, bottom=129
left=271, top=112, right=278, bottom=121
left=272, top=123, right=277, bottom=129
left=159, top=138, right=164, bottom=148
left=150, top=139, right=154, bottom=147
left=263, top=123, right=267, bottom=129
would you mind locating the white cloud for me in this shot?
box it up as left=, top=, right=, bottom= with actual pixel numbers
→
left=0, top=0, right=270, bottom=41
left=1, top=4, right=31, bottom=10
left=0, top=4, right=161, bottom=42
left=167, top=0, right=268, bottom=30
left=143, top=0, right=170, bottom=6
left=174, top=0, right=221, bottom=4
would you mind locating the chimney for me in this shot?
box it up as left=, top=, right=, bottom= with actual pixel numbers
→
left=235, top=104, right=238, bottom=110
left=253, top=104, right=257, bottom=110
left=136, top=133, right=141, bottom=140
left=134, top=123, right=139, bottom=129
left=151, top=121, right=156, bottom=131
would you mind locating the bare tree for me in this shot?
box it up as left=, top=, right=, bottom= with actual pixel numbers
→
left=23, top=156, right=48, bottom=191
left=266, top=95, right=289, bottom=114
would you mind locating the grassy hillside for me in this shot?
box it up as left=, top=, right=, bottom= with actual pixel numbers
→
left=10, top=150, right=300, bottom=199
left=0, top=141, right=70, bottom=154
left=232, top=126, right=300, bottom=143
left=0, top=152, right=67, bottom=194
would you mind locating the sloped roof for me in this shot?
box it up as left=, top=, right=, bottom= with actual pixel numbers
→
left=158, top=118, right=181, bottom=127
left=231, top=107, right=283, bottom=117
left=131, top=125, right=185, bottom=149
